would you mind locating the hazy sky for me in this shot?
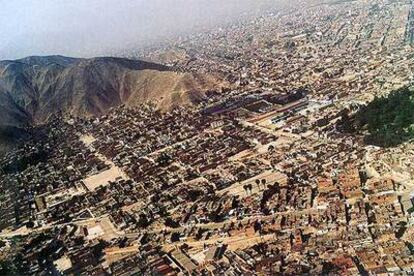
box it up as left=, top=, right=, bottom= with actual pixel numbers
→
left=0, top=0, right=281, bottom=60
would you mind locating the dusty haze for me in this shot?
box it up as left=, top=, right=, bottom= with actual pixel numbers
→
left=0, top=0, right=284, bottom=60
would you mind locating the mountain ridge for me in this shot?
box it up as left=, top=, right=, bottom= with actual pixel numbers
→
left=0, top=55, right=223, bottom=154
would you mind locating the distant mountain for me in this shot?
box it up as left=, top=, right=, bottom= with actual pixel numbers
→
left=0, top=55, right=223, bottom=154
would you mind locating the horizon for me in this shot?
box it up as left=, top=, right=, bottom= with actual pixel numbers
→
left=0, top=0, right=282, bottom=60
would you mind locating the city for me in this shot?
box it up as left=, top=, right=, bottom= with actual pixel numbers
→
left=2, top=0, right=414, bottom=275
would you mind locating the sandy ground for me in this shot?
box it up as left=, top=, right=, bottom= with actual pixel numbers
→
left=75, top=216, right=123, bottom=241
left=80, top=134, right=130, bottom=191
left=80, top=135, right=96, bottom=147
left=83, top=166, right=126, bottom=191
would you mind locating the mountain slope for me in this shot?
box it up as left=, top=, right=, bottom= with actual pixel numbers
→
left=0, top=55, right=223, bottom=153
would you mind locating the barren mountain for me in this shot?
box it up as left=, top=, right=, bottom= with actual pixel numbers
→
left=0, top=55, right=223, bottom=153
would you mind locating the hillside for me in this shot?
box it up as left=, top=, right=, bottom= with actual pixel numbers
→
left=0, top=55, right=223, bottom=153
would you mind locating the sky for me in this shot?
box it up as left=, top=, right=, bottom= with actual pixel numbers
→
left=0, top=0, right=282, bottom=60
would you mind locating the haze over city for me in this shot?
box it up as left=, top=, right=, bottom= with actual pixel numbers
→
left=0, top=0, right=280, bottom=59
